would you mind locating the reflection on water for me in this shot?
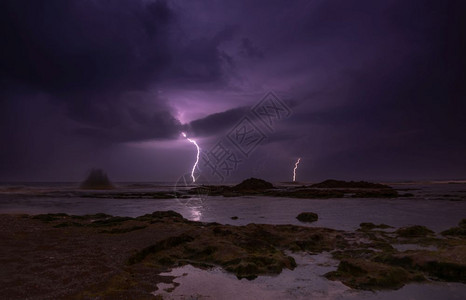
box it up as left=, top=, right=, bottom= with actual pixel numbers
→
left=153, top=252, right=347, bottom=300
left=153, top=252, right=466, bottom=300
left=1, top=184, right=466, bottom=232
left=186, top=198, right=204, bottom=221
left=189, top=206, right=202, bottom=221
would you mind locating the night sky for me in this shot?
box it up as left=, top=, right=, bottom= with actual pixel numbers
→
left=1, top=0, right=465, bottom=182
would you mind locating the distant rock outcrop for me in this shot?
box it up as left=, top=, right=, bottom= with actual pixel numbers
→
left=233, top=178, right=274, bottom=191
left=80, top=169, right=114, bottom=190
left=296, top=212, right=318, bottom=223
left=188, top=178, right=400, bottom=199
left=311, top=179, right=390, bottom=189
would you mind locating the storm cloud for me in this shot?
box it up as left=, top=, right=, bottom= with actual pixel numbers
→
left=1, top=0, right=465, bottom=181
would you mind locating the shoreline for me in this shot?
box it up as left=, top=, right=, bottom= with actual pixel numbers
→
left=1, top=211, right=465, bottom=299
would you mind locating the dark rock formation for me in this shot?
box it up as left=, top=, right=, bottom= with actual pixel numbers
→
left=296, top=212, right=318, bottom=223
left=441, top=218, right=466, bottom=237
left=311, top=179, right=390, bottom=189
left=80, top=169, right=114, bottom=190
left=395, top=225, right=434, bottom=238
left=189, top=178, right=401, bottom=199
left=325, top=258, right=423, bottom=290
left=233, top=178, right=274, bottom=191
left=359, top=223, right=393, bottom=231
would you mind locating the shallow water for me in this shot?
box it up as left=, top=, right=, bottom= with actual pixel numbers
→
left=1, top=183, right=465, bottom=231
left=154, top=252, right=348, bottom=300
left=1, top=182, right=465, bottom=299
left=154, top=252, right=466, bottom=300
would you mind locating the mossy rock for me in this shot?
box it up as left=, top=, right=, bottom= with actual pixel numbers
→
left=325, top=259, right=424, bottom=290
left=136, top=211, right=184, bottom=222
left=53, top=221, right=84, bottom=228
left=225, top=255, right=296, bottom=280
left=89, top=216, right=133, bottom=227
left=395, top=225, right=434, bottom=238
left=459, top=219, right=466, bottom=228
left=127, top=234, right=195, bottom=265
left=100, top=225, right=147, bottom=234
left=332, top=249, right=377, bottom=260
left=72, top=213, right=112, bottom=220
left=441, top=227, right=466, bottom=237
left=32, top=213, right=69, bottom=222
left=420, top=261, right=466, bottom=283
left=441, top=219, right=466, bottom=237
left=359, top=223, right=393, bottom=230
left=296, top=212, right=318, bottom=223
left=372, top=253, right=414, bottom=269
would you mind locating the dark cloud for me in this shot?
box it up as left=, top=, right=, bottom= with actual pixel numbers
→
left=239, top=38, right=263, bottom=59
left=163, top=24, right=238, bottom=87
left=187, top=106, right=249, bottom=137
left=1, top=0, right=173, bottom=92
left=1, top=0, right=465, bottom=181
left=70, top=92, right=182, bottom=143
left=0, top=0, right=236, bottom=144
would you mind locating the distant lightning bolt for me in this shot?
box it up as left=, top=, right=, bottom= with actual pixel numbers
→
left=182, top=132, right=200, bottom=183
left=293, top=158, right=301, bottom=182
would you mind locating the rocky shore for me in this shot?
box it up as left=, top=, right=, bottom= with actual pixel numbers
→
left=68, top=178, right=414, bottom=200
left=1, top=211, right=465, bottom=299
left=187, top=178, right=409, bottom=199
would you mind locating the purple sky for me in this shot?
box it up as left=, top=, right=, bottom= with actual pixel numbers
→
left=1, top=0, right=465, bottom=182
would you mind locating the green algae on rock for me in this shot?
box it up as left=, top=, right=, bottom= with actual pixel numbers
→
left=358, top=222, right=393, bottom=231
left=325, top=258, right=425, bottom=290
left=441, top=218, right=466, bottom=237
left=396, top=225, right=435, bottom=238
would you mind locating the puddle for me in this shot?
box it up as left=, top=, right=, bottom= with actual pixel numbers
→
left=152, top=252, right=348, bottom=299
left=152, top=252, right=466, bottom=300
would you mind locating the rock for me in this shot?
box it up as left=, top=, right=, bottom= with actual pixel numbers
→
left=325, top=258, right=424, bottom=290
left=359, top=223, right=393, bottom=230
left=311, top=179, right=391, bottom=189
left=233, top=178, right=274, bottom=191
left=269, top=189, right=345, bottom=199
left=351, top=189, right=399, bottom=198
left=80, top=169, right=114, bottom=190
left=136, top=211, right=184, bottom=222
left=441, top=227, right=466, bottom=237
left=395, top=225, right=434, bottom=237
left=189, top=179, right=402, bottom=199
left=460, top=219, right=466, bottom=228
left=441, top=219, right=466, bottom=237
left=296, top=212, right=318, bottom=223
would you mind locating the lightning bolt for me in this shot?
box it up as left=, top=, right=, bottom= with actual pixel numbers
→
left=293, top=158, right=301, bottom=182
left=182, top=132, right=200, bottom=183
